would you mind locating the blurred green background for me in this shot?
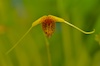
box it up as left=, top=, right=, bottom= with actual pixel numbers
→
left=0, top=0, right=100, bottom=66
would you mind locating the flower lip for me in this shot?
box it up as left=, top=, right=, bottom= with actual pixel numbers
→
left=42, top=15, right=56, bottom=38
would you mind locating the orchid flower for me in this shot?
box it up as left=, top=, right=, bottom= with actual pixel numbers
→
left=6, top=15, right=95, bottom=54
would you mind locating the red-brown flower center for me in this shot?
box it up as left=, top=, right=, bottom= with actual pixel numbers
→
left=42, top=16, right=55, bottom=38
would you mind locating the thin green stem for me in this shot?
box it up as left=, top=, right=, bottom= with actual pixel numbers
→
left=45, top=37, right=52, bottom=66
left=6, top=26, right=33, bottom=55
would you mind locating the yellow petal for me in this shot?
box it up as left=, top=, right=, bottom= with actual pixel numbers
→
left=32, top=15, right=47, bottom=27
left=48, top=15, right=65, bottom=22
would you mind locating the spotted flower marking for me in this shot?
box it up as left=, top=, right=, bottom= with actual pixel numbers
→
left=42, top=16, right=56, bottom=37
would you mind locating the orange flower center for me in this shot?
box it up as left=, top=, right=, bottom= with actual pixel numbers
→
left=42, top=16, right=55, bottom=38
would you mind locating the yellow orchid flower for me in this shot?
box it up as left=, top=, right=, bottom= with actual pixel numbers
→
left=6, top=15, right=95, bottom=54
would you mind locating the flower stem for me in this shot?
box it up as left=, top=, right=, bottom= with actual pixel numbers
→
left=45, top=37, right=52, bottom=66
